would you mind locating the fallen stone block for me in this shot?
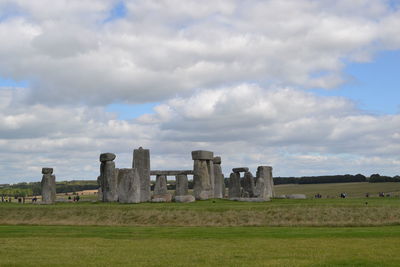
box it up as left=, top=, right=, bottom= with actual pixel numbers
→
left=151, top=193, right=172, bottom=202
left=174, top=195, right=195, bottom=203
left=229, top=197, right=270, bottom=202
left=286, top=194, right=307, bottom=199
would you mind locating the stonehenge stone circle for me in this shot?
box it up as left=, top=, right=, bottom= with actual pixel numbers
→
left=41, top=167, right=56, bottom=204
left=255, top=166, right=274, bottom=199
left=192, top=150, right=215, bottom=200
left=242, top=171, right=255, bottom=198
left=99, top=153, right=119, bottom=202
left=95, top=147, right=275, bottom=204
left=228, top=172, right=241, bottom=198
left=133, top=147, right=151, bottom=202
left=175, top=174, right=189, bottom=196
left=213, top=156, right=224, bottom=199
left=117, top=168, right=141, bottom=203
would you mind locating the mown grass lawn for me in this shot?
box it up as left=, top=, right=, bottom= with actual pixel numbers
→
left=1, top=225, right=400, bottom=266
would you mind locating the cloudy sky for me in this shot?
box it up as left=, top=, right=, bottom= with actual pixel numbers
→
left=0, top=0, right=399, bottom=183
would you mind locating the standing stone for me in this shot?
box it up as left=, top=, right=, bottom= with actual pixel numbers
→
left=213, top=156, right=224, bottom=199
left=228, top=172, right=241, bottom=198
left=255, top=166, right=274, bottom=199
left=117, top=168, right=141, bottom=203
left=154, top=175, right=168, bottom=195
left=41, top=168, right=56, bottom=204
left=175, top=174, right=188, bottom=196
left=99, top=153, right=118, bottom=202
left=133, top=147, right=151, bottom=202
left=242, top=171, right=255, bottom=198
left=97, top=176, right=103, bottom=201
left=192, top=150, right=214, bottom=200
left=222, top=176, right=226, bottom=197
left=152, top=174, right=171, bottom=202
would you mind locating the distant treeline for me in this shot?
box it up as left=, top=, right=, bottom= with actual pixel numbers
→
left=274, top=174, right=400, bottom=185
left=0, top=180, right=99, bottom=197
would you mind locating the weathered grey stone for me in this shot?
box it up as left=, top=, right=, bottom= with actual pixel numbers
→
left=286, top=194, right=306, bottom=199
left=175, top=174, right=188, bottom=196
left=100, top=161, right=118, bottom=202
left=242, top=171, right=255, bottom=197
left=151, top=194, right=172, bottom=202
left=191, top=150, right=214, bottom=160
left=41, top=171, right=56, bottom=204
left=213, top=156, right=221, bottom=164
left=150, top=170, right=194, bottom=176
left=222, top=176, right=226, bottom=197
left=228, top=172, right=241, bottom=198
left=97, top=176, right=102, bottom=201
left=229, top=197, right=270, bottom=202
left=133, top=147, right=150, bottom=202
left=193, top=159, right=214, bottom=200
left=41, top=168, right=53, bottom=174
left=232, top=167, right=249, bottom=173
left=154, top=174, right=168, bottom=195
left=99, top=153, right=116, bottom=162
left=174, top=195, right=195, bottom=203
left=117, top=168, right=141, bottom=203
left=213, top=157, right=224, bottom=199
left=255, top=166, right=274, bottom=199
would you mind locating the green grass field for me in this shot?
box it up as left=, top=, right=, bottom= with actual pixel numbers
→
left=1, top=198, right=400, bottom=227
left=274, top=182, right=400, bottom=198
left=1, top=225, right=400, bottom=266
left=2, top=183, right=400, bottom=266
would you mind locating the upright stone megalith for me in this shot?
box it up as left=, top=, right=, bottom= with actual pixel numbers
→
left=154, top=175, right=168, bottom=195
left=192, top=150, right=214, bottom=200
left=255, top=166, right=274, bottom=199
left=213, top=156, right=224, bottom=199
left=242, top=171, right=255, bottom=198
left=99, top=153, right=118, bottom=202
left=41, top=168, right=56, bottom=204
left=132, top=147, right=151, bottom=202
left=175, top=174, right=188, bottom=196
left=117, top=168, right=141, bottom=203
left=228, top=172, right=241, bottom=198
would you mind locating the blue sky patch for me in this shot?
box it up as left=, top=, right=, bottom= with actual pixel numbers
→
left=311, top=50, right=400, bottom=114
left=0, top=76, right=29, bottom=88
left=103, top=1, right=127, bottom=23
left=106, top=102, right=159, bottom=120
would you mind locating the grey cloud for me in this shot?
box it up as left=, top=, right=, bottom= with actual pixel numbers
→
left=1, top=1, right=400, bottom=104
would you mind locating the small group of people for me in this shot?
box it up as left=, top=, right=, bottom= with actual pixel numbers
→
left=314, top=193, right=322, bottom=198
left=67, top=195, right=80, bottom=202
left=1, top=196, right=13, bottom=202
left=379, top=192, right=391, bottom=197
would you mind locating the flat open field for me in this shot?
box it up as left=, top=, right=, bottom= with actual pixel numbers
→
left=2, top=185, right=400, bottom=266
left=274, top=182, right=400, bottom=198
left=1, top=198, right=400, bottom=227
left=1, top=225, right=400, bottom=266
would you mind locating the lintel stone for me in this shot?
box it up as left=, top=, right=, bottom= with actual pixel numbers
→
left=213, top=156, right=221, bottom=164
left=191, top=150, right=214, bottom=160
left=150, top=170, right=194, bottom=176
left=42, top=168, right=53, bottom=174
left=232, top=167, right=249, bottom=173
left=100, top=153, right=116, bottom=162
